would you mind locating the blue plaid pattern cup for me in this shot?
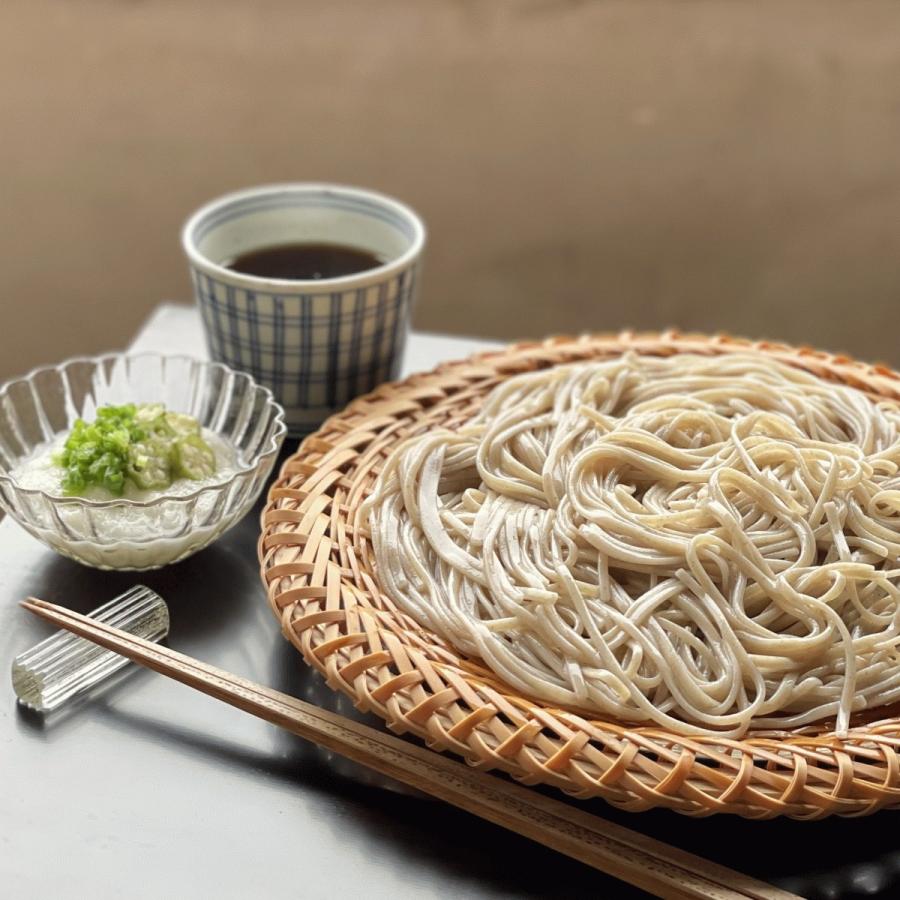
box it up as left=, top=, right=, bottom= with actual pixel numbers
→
left=182, top=184, right=425, bottom=436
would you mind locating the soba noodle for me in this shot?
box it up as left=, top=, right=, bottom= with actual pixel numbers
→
left=363, top=353, right=900, bottom=737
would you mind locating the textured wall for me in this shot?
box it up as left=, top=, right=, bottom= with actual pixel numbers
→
left=3, top=1, right=900, bottom=380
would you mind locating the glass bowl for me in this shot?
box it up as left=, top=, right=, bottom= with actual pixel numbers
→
left=0, top=353, right=287, bottom=570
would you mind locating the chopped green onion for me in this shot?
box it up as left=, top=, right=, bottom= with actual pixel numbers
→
left=54, top=403, right=216, bottom=497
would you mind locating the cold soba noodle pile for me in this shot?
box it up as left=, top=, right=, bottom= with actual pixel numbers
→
left=364, top=353, right=900, bottom=738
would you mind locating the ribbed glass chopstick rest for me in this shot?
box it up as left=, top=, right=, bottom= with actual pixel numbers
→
left=12, top=585, right=169, bottom=712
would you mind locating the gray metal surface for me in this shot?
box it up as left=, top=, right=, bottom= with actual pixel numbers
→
left=1, top=310, right=897, bottom=899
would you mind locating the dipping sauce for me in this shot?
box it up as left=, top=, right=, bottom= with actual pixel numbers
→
left=223, top=242, right=383, bottom=280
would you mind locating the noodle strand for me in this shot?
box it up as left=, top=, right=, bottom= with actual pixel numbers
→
left=364, top=353, right=900, bottom=738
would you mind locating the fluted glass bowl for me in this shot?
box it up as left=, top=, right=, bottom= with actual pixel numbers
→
left=0, top=353, right=287, bottom=570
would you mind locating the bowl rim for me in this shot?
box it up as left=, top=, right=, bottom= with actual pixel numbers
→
left=0, top=351, right=287, bottom=509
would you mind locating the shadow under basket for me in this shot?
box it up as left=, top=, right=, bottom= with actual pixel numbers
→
left=259, top=330, right=900, bottom=819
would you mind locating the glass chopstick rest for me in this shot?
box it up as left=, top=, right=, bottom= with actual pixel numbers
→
left=12, top=585, right=169, bottom=712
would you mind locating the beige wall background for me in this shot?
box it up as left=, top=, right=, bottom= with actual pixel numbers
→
left=2, top=1, right=900, bottom=382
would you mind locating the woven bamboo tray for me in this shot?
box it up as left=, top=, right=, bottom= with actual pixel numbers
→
left=259, top=331, right=900, bottom=819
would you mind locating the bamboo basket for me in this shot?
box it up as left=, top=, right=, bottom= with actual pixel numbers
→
left=258, top=331, right=900, bottom=819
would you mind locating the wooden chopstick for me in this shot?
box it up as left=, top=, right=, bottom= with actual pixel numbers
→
left=21, top=597, right=797, bottom=900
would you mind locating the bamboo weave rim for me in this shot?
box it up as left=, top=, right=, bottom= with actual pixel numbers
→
left=259, top=330, right=900, bottom=819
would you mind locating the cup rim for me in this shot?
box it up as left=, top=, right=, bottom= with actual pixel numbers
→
left=181, top=182, right=426, bottom=291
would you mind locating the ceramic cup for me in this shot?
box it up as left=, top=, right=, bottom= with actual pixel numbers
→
left=182, top=184, right=425, bottom=435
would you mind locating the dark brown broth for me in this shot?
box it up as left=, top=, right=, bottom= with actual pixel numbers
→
left=224, top=242, right=382, bottom=280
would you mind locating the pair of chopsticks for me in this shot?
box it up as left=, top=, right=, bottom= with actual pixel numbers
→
left=21, top=597, right=795, bottom=900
